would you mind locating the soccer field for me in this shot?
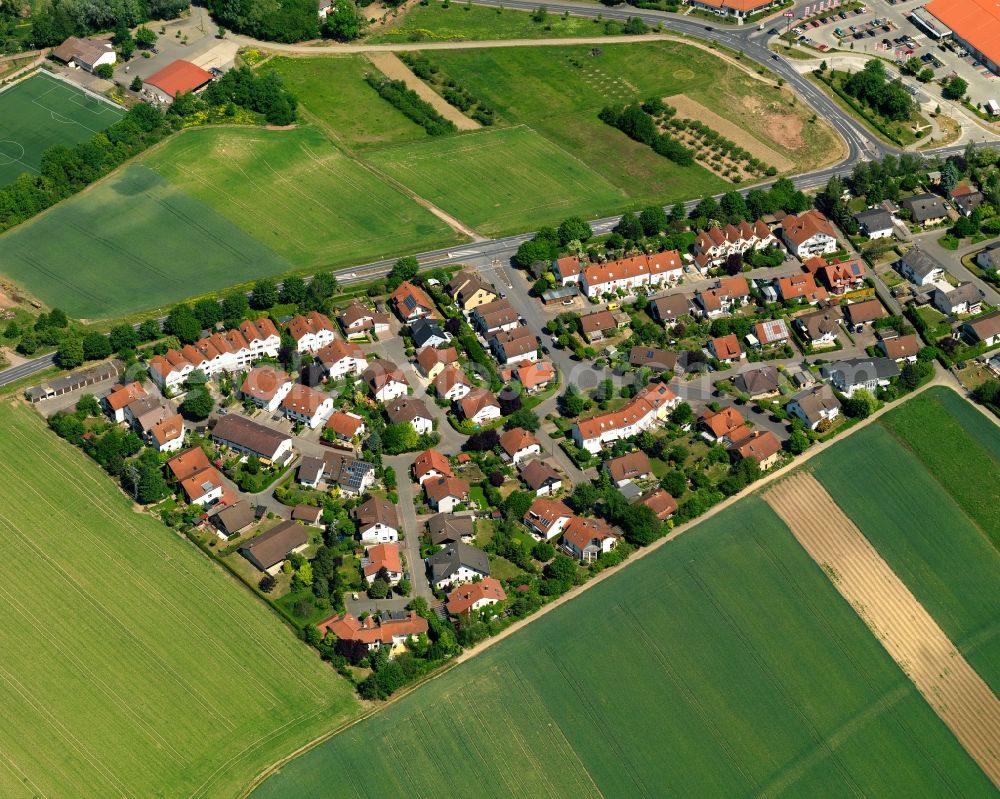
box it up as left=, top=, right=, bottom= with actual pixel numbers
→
left=364, top=125, right=627, bottom=235
left=0, top=71, right=124, bottom=186
left=0, top=164, right=294, bottom=319
left=0, top=402, right=359, bottom=798
left=253, top=493, right=995, bottom=798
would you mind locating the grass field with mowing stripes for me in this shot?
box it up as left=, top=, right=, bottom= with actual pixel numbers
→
left=0, top=71, right=124, bottom=186
left=0, top=401, right=359, bottom=798
left=364, top=125, right=626, bottom=235
left=253, top=495, right=993, bottom=798
left=0, top=163, right=293, bottom=320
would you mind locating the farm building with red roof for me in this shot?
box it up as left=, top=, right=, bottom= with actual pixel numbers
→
left=146, top=59, right=214, bottom=102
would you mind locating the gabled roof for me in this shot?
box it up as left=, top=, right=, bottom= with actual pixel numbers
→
left=417, top=345, right=458, bottom=373
left=844, top=299, right=887, bottom=325
left=730, top=430, right=781, bottom=463
left=390, top=281, right=434, bottom=316
left=426, top=541, right=489, bottom=582
left=629, top=346, right=677, bottom=370
left=146, top=59, right=213, bottom=98
left=322, top=451, right=375, bottom=492
left=499, top=426, right=539, bottom=457
left=287, top=311, right=335, bottom=343
left=901, top=193, right=947, bottom=222
left=562, top=516, right=619, bottom=551
left=523, top=498, right=573, bottom=532
left=777, top=273, right=828, bottom=302
left=414, top=449, right=452, bottom=480
left=639, top=488, right=677, bottom=520
left=854, top=207, right=894, bottom=230
left=700, top=406, right=746, bottom=439
left=604, top=451, right=652, bottom=483
left=167, top=447, right=213, bottom=482
left=781, top=210, right=836, bottom=246
left=459, top=388, right=500, bottom=419
left=935, top=281, right=983, bottom=309
left=410, top=318, right=446, bottom=348
left=363, top=359, right=408, bottom=391
left=447, top=577, right=507, bottom=615
left=150, top=413, right=184, bottom=447
left=434, top=365, right=471, bottom=396
left=425, top=476, right=470, bottom=504
left=325, top=410, right=365, bottom=438
left=963, top=310, right=1000, bottom=341
left=317, top=339, right=365, bottom=368
left=519, top=459, right=562, bottom=491
left=899, top=248, right=944, bottom=279
left=212, top=415, right=290, bottom=459
left=579, top=310, right=618, bottom=335
left=753, top=318, right=789, bottom=346
left=514, top=360, right=556, bottom=389
left=790, top=384, right=841, bottom=424
left=710, top=334, right=742, bottom=360
left=318, top=610, right=428, bottom=646
left=735, top=365, right=781, bottom=396
left=354, top=496, right=399, bottom=531
left=363, top=543, right=402, bottom=578
left=650, top=293, right=694, bottom=321
left=52, top=36, right=113, bottom=67
left=241, top=366, right=291, bottom=402
left=106, top=381, right=147, bottom=412
left=427, top=513, right=475, bottom=545
left=385, top=397, right=432, bottom=425
left=281, top=384, right=329, bottom=417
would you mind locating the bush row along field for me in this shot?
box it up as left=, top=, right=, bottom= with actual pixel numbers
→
left=0, top=72, right=124, bottom=186
left=253, top=495, right=993, bottom=798
left=0, top=401, right=359, bottom=798
left=812, top=413, right=1000, bottom=705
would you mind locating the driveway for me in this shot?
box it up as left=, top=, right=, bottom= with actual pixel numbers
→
left=386, top=452, right=435, bottom=602
left=909, top=229, right=1000, bottom=307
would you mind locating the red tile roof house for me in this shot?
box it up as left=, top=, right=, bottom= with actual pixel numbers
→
left=416, top=345, right=459, bottom=379
left=471, top=299, right=520, bottom=335
left=390, top=281, right=436, bottom=322
left=447, top=577, right=507, bottom=616
left=337, top=300, right=390, bottom=338
left=694, top=276, right=751, bottom=319
left=579, top=310, right=619, bottom=343
left=523, top=498, right=575, bottom=540
left=518, top=458, right=563, bottom=496
left=776, top=273, right=829, bottom=305
left=317, top=339, right=367, bottom=380
left=816, top=257, right=866, bottom=296
left=149, top=413, right=185, bottom=454
left=709, top=333, right=744, bottom=365
left=692, top=219, right=777, bottom=268
left=414, top=448, right=453, bottom=485
left=603, top=451, right=653, bottom=487
left=699, top=406, right=747, bottom=444
left=424, top=476, right=470, bottom=513
left=280, top=384, right=334, bottom=429
left=317, top=611, right=428, bottom=656
left=240, top=366, right=293, bottom=414
left=877, top=332, right=921, bottom=363
left=571, top=382, right=680, bottom=454
left=753, top=318, right=790, bottom=348
left=456, top=388, right=501, bottom=426
left=499, top=426, right=541, bottom=466
left=580, top=251, right=683, bottom=299
left=144, top=59, right=214, bottom=104
left=489, top=326, right=539, bottom=366
left=363, top=359, right=409, bottom=403
left=240, top=520, right=310, bottom=576
left=511, top=360, right=556, bottom=393
left=729, top=429, right=782, bottom=471
left=287, top=311, right=337, bottom=353
left=780, top=209, right=838, bottom=260
left=562, top=516, right=621, bottom=563
left=325, top=410, right=366, bottom=442
left=433, top=365, right=472, bottom=401
left=638, top=488, right=678, bottom=521
left=104, top=381, right=147, bottom=423
left=362, top=542, right=403, bottom=585
left=167, top=447, right=224, bottom=507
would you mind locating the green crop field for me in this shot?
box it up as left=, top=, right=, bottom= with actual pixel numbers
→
left=0, top=164, right=293, bottom=320
left=813, top=413, right=1000, bottom=699
left=365, top=125, right=626, bottom=234
left=265, top=57, right=429, bottom=149
left=0, top=402, right=359, bottom=798
left=369, top=2, right=616, bottom=43
left=252, top=495, right=993, bottom=798
left=0, top=71, right=124, bottom=186
left=143, top=126, right=464, bottom=269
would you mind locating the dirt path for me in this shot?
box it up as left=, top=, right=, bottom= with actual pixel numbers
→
left=765, top=472, right=1000, bottom=790
left=666, top=94, right=794, bottom=172
left=366, top=52, right=481, bottom=132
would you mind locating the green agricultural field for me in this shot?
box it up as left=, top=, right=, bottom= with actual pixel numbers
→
left=0, top=164, right=292, bottom=320
left=253, top=497, right=993, bottom=798
left=365, top=125, right=626, bottom=234
left=430, top=42, right=841, bottom=197
left=812, top=410, right=1000, bottom=698
left=144, top=126, right=465, bottom=269
left=0, top=71, right=124, bottom=186
left=369, top=2, right=617, bottom=43
left=0, top=402, right=359, bottom=798
left=265, top=57, right=429, bottom=149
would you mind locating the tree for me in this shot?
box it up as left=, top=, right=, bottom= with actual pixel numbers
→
left=76, top=393, right=101, bottom=417
left=515, top=238, right=556, bottom=270
left=82, top=331, right=112, bottom=361
left=16, top=330, right=38, bottom=356
left=250, top=278, right=278, bottom=310
left=843, top=388, right=878, bottom=419
left=180, top=388, right=214, bottom=420
left=109, top=323, right=138, bottom=353
left=568, top=481, right=600, bottom=512
left=944, top=76, right=968, bottom=100
left=614, top=211, right=643, bottom=242
left=505, top=407, right=540, bottom=432
left=221, top=290, right=249, bottom=325
left=135, top=25, right=157, bottom=48
left=95, top=63, right=114, bottom=79
left=165, top=304, right=201, bottom=344
left=502, top=490, right=534, bottom=521
left=532, top=540, right=555, bottom=561
left=122, top=449, right=167, bottom=504
left=55, top=334, right=84, bottom=369
left=545, top=554, right=579, bottom=585
left=323, top=0, right=367, bottom=41
left=464, top=429, right=500, bottom=451
left=719, top=190, right=749, bottom=223
left=387, top=256, right=419, bottom=290
left=382, top=422, right=419, bottom=454
left=668, top=202, right=687, bottom=225
left=279, top=275, right=307, bottom=306
left=557, top=216, right=592, bottom=245
left=557, top=384, right=588, bottom=417
left=130, top=76, right=143, bottom=92
left=917, top=68, right=934, bottom=84
left=690, top=196, right=720, bottom=222
left=638, top=205, right=668, bottom=236
left=787, top=428, right=810, bottom=455
left=670, top=401, right=693, bottom=426
left=138, top=319, right=162, bottom=342
left=193, top=298, right=223, bottom=329
left=660, top=469, right=687, bottom=498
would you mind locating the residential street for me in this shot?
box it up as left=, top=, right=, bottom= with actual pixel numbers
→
left=905, top=229, right=1000, bottom=307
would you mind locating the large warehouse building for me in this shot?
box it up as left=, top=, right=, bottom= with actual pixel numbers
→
left=921, top=0, right=1000, bottom=76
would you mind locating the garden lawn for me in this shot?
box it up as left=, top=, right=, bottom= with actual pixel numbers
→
left=0, top=71, right=124, bottom=186
left=0, top=402, right=359, bottom=799
left=364, top=125, right=626, bottom=234
left=144, top=126, right=465, bottom=270
left=252, top=496, right=993, bottom=798
left=0, top=164, right=292, bottom=320
left=265, top=57, right=428, bottom=149
left=369, top=2, right=617, bottom=43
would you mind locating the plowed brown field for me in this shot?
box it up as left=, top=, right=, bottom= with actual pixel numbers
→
left=765, top=471, right=1000, bottom=790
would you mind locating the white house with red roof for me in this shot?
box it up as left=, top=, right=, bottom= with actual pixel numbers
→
left=281, top=385, right=334, bottom=429
left=362, top=543, right=403, bottom=585
left=240, top=366, right=293, bottom=414
left=562, top=516, right=620, bottom=563
left=446, top=577, right=507, bottom=616
left=580, top=251, right=682, bottom=298
left=571, top=382, right=679, bottom=454
left=317, top=339, right=367, bottom=380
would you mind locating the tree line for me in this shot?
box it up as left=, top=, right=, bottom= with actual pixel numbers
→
left=30, top=0, right=187, bottom=47
left=364, top=73, right=456, bottom=136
